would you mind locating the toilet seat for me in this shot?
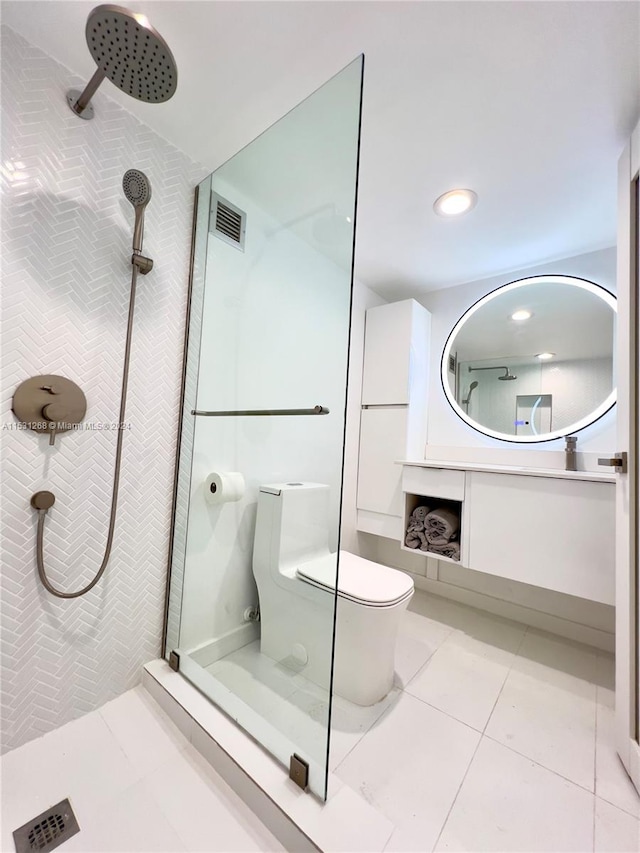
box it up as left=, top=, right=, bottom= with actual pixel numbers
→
left=297, top=550, right=414, bottom=608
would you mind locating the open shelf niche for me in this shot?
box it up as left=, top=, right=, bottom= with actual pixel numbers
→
left=401, top=492, right=463, bottom=564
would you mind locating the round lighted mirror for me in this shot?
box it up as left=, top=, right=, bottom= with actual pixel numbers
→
left=441, top=275, right=617, bottom=443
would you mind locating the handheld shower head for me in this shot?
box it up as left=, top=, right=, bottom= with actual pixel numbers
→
left=462, top=380, right=478, bottom=406
left=123, top=169, right=151, bottom=254
left=67, top=4, right=178, bottom=120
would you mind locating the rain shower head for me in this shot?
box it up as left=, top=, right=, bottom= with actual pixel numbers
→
left=123, top=169, right=151, bottom=254
left=67, top=4, right=177, bottom=120
left=498, top=370, right=518, bottom=381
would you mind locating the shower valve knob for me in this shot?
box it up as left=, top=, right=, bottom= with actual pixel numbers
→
left=12, top=374, right=87, bottom=446
left=42, top=402, right=69, bottom=422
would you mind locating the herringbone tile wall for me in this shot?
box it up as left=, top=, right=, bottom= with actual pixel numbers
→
left=0, top=25, right=206, bottom=753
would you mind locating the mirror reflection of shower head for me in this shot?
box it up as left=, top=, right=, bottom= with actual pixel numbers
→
left=67, top=4, right=178, bottom=120
left=469, top=365, right=517, bottom=381
left=123, top=169, right=151, bottom=254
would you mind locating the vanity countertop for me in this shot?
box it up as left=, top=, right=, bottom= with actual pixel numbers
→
left=398, top=459, right=616, bottom=483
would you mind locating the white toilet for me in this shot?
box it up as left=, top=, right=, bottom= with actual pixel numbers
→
left=252, top=482, right=414, bottom=706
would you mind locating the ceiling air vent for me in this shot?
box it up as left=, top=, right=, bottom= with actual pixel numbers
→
left=210, top=192, right=246, bottom=251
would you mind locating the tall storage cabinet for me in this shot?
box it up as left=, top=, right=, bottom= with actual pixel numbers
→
left=356, top=299, right=431, bottom=538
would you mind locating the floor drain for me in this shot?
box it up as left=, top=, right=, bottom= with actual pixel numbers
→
left=13, top=798, right=80, bottom=853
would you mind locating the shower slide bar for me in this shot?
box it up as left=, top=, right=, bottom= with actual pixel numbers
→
left=191, top=405, right=329, bottom=417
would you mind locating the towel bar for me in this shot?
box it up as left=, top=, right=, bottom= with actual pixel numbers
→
left=191, top=405, right=329, bottom=417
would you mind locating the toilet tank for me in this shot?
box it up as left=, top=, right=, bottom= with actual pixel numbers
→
left=254, top=483, right=331, bottom=579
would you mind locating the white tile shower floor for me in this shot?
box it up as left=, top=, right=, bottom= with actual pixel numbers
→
left=0, top=686, right=284, bottom=853
left=1, top=591, right=639, bottom=852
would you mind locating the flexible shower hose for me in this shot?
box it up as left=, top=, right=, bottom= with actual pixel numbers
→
left=35, top=264, right=139, bottom=598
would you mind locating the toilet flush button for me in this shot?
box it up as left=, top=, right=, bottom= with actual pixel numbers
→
left=292, top=644, right=308, bottom=666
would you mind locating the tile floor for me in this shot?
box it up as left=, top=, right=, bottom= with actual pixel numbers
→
left=204, top=640, right=400, bottom=773
left=205, top=591, right=639, bottom=851
left=0, top=686, right=284, bottom=853
left=1, top=591, right=639, bottom=852
left=337, top=592, right=640, bottom=852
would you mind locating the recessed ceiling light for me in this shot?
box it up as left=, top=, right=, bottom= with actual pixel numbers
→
left=536, top=352, right=555, bottom=360
left=511, top=309, right=532, bottom=321
left=433, top=188, right=478, bottom=217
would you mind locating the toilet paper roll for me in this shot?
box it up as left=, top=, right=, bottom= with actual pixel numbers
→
left=204, top=472, right=245, bottom=505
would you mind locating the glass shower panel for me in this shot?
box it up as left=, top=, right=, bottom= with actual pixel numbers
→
left=166, top=57, right=363, bottom=799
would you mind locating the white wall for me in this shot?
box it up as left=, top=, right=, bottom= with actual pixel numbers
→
left=0, top=26, right=204, bottom=752
left=541, top=357, right=614, bottom=431
left=420, top=247, right=617, bottom=454
left=178, top=178, right=354, bottom=652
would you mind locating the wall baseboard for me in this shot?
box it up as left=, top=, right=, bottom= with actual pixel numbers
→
left=409, top=571, right=615, bottom=652
left=187, top=622, right=260, bottom=668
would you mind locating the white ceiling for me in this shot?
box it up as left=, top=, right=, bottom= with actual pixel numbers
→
left=3, top=1, right=639, bottom=297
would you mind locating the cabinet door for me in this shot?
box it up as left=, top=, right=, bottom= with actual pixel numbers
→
left=467, top=472, right=615, bottom=605
left=357, top=407, right=408, bottom=516
left=361, top=301, right=413, bottom=405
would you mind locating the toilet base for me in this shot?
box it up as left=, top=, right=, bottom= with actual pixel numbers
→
left=333, top=594, right=411, bottom=705
left=259, top=584, right=412, bottom=707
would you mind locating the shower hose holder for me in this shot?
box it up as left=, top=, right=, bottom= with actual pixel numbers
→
left=132, top=252, right=153, bottom=274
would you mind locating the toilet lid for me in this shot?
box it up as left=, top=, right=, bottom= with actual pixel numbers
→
left=297, top=550, right=414, bottom=607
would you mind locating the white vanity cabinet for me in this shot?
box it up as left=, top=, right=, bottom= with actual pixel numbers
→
left=401, top=462, right=615, bottom=605
left=356, top=300, right=431, bottom=539
left=466, top=472, right=614, bottom=605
